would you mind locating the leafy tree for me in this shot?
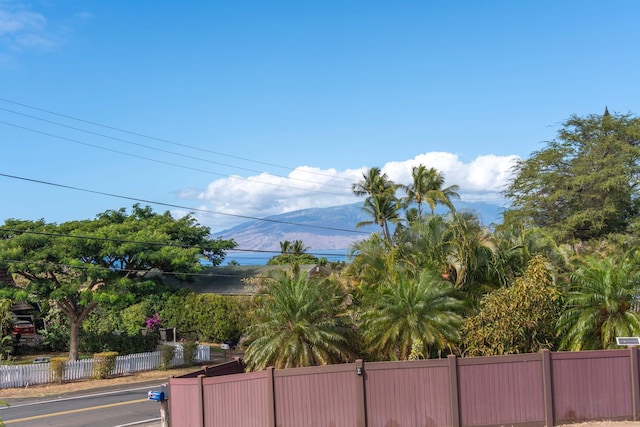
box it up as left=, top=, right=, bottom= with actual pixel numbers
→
left=359, top=269, right=462, bottom=360
left=401, top=165, right=460, bottom=216
left=505, top=109, right=640, bottom=242
left=279, top=240, right=292, bottom=255
left=352, top=166, right=395, bottom=198
left=290, top=240, right=308, bottom=255
left=243, top=266, right=357, bottom=370
left=557, top=255, right=640, bottom=350
left=461, top=256, right=561, bottom=356
left=268, top=240, right=318, bottom=265
left=356, top=193, right=403, bottom=244
left=352, top=167, right=402, bottom=244
left=0, top=205, right=236, bottom=360
left=491, top=218, right=566, bottom=287
left=160, top=291, right=250, bottom=343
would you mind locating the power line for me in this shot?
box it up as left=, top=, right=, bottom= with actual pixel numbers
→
left=0, top=258, right=285, bottom=279
left=0, top=227, right=351, bottom=258
left=0, top=106, right=353, bottom=191
left=0, top=173, right=370, bottom=235
left=0, top=97, right=354, bottom=183
left=0, top=120, right=351, bottom=197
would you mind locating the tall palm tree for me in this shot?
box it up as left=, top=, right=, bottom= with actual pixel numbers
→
left=402, top=166, right=460, bottom=217
left=557, top=256, right=640, bottom=350
left=243, top=268, right=357, bottom=371
left=290, top=240, right=309, bottom=255
left=356, top=193, right=402, bottom=244
left=359, top=269, right=463, bottom=360
left=442, top=211, right=497, bottom=291
left=279, top=240, right=292, bottom=254
left=352, top=167, right=395, bottom=198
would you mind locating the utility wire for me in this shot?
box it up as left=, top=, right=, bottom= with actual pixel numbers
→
left=0, top=228, right=351, bottom=258
left=0, top=173, right=370, bottom=235
left=0, top=106, right=353, bottom=191
left=0, top=258, right=299, bottom=279
left=0, top=120, right=350, bottom=197
left=0, top=97, right=354, bottom=183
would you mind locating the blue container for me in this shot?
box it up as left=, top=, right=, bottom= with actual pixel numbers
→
left=148, top=390, right=165, bottom=401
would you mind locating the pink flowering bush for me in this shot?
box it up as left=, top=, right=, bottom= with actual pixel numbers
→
left=144, top=313, right=162, bottom=330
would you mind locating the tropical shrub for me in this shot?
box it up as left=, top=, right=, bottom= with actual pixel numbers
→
left=243, top=268, right=357, bottom=371
left=80, top=331, right=158, bottom=354
left=159, top=345, right=176, bottom=370
left=50, top=357, right=67, bottom=384
left=181, top=341, right=198, bottom=366
left=92, top=351, right=118, bottom=379
left=160, top=292, right=251, bottom=343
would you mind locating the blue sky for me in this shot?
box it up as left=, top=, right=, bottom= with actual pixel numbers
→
left=1, top=0, right=639, bottom=232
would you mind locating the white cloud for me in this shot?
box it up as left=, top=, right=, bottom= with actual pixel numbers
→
left=178, top=151, right=519, bottom=231
left=0, top=6, right=60, bottom=52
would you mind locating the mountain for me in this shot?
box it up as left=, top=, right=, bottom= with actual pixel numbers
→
left=212, top=201, right=505, bottom=252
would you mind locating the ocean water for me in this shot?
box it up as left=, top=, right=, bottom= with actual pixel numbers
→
left=222, top=249, right=350, bottom=266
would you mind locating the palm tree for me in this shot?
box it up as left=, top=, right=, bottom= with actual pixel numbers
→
left=359, top=269, right=463, bottom=360
left=356, top=193, right=402, bottom=244
left=279, top=240, right=292, bottom=254
left=290, top=240, right=309, bottom=255
left=352, top=167, right=402, bottom=245
left=557, top=256, right=640, bottom=350
left=442, top=211, right=497, bottom=291
left=402, top=166, right=460, bottom=217
left=243, top=268, right=357, bottom=371
left=352, top=167, right=395, bottom=198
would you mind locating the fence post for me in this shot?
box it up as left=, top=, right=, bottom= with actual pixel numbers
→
left=448, top=354, right=460, bottom=427
left=355, top=359, right=367, bottom=427
left=630, top=346, right=640, bottom=421
left=266, top=367, right=276, bottom=427
left=541, top=349, right=554, bottom=427
left=197, top=374, right=205, bottom=427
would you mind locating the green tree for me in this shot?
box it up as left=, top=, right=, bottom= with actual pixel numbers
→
left=243, top=267, right=357, bottom=371
left=268, top=240, right=318, bottom=265
left=557, top=255, right=640, bottom=351
left=505, top=109, right=640, bottom=242
left=359, top=269, right=462, bottom=360
left=356, top=192, right=403, bottom=244
left=491, top=218, right=566, bottom=287
left=352, top=167, right=401, bottom=245
left=401, top=165, right=460, bottom=216
left=0, top=205, right=236, bottom=360
left=461, top=255, right=561, bottom=356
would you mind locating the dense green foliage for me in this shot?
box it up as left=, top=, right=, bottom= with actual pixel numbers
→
left=243, top=267, right=357, bottom=371
left=505, top=110, right=640, bottom=242
left=160, top=291, right=251, bottom=343
left=557, top=255, right=640, bottom=350
left=359, top=269, right=462, bottom=360
left=3, top=109, right=640, bottom=370
left=461, top=256, right=561, bottom=356
left=0, top=204, right=236, bottom=360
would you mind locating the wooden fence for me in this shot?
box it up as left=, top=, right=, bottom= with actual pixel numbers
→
left=169, top=348, right=640, bottom=427
left=0, top=344, right=210, bottom=388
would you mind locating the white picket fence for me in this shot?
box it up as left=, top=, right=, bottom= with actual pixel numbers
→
left=0, top=344, right=210, bottom=389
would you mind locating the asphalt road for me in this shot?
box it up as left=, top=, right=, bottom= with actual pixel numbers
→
left=1, top=380, right=167, bottom=427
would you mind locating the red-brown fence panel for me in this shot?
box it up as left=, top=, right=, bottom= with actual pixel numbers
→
left=457, top=353, right=545, bottom=427
left=551, top=349, right=633, bottom=424
left=273, top=362, right=363, bottom=427
left=170, top=377, right=204, bottom=427
left=364, top=358, right=452, bottom=427
left=202, top=370, right=273, bottom=427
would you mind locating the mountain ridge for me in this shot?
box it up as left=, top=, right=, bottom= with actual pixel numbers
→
left=212, top=201, right=505, bottom=252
